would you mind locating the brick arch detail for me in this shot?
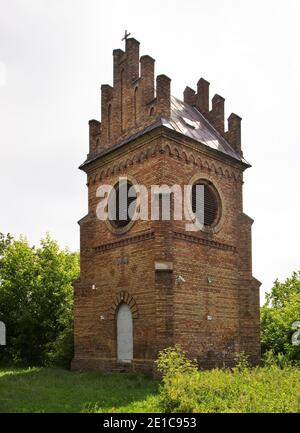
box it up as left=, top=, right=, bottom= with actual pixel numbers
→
left=109, top=291, right=139, bottom=320
left=88, top=140, right=242, bottom=185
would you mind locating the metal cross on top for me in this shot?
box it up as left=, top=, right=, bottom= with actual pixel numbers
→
left=122, top=30, right=131, bottom=42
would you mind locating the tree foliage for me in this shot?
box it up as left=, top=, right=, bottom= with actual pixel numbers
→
left=0, top=233, right=79, bottom=366
left=261, top=272, right=300, bottom=362
left=0, top=233, right=13, bottom=257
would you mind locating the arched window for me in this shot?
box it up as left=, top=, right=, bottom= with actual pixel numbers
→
left=107, top=104, right=111, bottom=141
left=150, top=106, right=154, bottom=117
left=117, top=304, right=133, bottom=363
left=134, top=87, right=138, bottom=125
left=121, top=69, right=124, bottom=132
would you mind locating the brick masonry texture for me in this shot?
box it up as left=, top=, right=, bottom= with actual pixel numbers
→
left=72, top=38, right=261, bottom=373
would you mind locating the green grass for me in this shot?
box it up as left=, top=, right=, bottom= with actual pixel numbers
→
left=0, top=367, right=159, bottom=413
left=1, top=366, right=299, bottom=413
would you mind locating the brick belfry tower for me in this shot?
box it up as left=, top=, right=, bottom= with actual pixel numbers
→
left=72, top=36, right=261, bottom=372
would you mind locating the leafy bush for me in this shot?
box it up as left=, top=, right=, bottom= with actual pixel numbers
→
left=156, top=346, right=199, bottom=413
left=156, top=345, right=198, bottom=376
left=156, top=346, right=300, bottom=413
left=262, top=349, right=298, bottom=369
left=0, top=233, right=79, bottom=367
left=232, top=351, right=250, bottom=372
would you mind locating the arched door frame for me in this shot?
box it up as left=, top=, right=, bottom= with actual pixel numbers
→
left=110, top=291, right=139, bottom=363
left=116, top=303, right=133, bottom=363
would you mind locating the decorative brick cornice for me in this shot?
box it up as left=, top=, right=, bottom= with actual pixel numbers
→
left=88, top=138, right=242, bottom=187
left=94, top=230, right=154, bottom=253
left=109, top=290, right=139, bottom=319
left=172, top=230, right=236, bottom=252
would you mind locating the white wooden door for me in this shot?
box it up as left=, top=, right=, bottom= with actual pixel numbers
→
left=117, top=303, right=133, bottom=362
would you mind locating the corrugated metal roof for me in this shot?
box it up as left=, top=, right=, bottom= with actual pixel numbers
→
left=80, top=96, right=249, bottom=169
left=164, top=96, right=248, bottom=164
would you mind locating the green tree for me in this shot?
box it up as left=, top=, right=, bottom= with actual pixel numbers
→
left=0, top=233, right=79, bottom=366
left=0, top=232, right=13, bottom=257
left=261, top=272, right=300, bottom=362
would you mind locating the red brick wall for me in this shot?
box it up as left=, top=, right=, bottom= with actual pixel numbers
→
left=72, top=129, right=260, bottom=372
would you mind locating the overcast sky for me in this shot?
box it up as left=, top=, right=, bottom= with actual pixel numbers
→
left=1, top=0, right=299, bottom=304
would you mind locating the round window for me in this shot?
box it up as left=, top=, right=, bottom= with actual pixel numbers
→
left=108, top=180, right=137, bottom=228
left=191, top=181, right=220, bottom=227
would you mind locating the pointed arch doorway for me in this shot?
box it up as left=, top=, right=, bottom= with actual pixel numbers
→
left=117, top=303, right=133, bottom=363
